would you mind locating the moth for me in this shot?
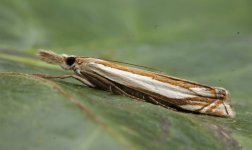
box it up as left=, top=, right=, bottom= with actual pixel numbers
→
left=36, top=50, right=234, bottom=117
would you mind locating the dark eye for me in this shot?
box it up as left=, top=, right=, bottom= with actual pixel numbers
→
left=66, top=57, right=76, bottom=66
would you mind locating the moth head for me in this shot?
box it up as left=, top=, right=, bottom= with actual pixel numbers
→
left=63, top=55, right=76, bottom=69
left=38, top=49, right=76, bottom=70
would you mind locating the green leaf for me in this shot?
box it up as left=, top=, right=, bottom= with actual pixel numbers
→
left=0, top=0, right=252, bottom=150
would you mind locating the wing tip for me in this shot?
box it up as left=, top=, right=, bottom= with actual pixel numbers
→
left=200, top=101, right=235, bottom=118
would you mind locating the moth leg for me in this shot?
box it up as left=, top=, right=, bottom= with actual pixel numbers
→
left=33, top=74, right=94, bottom=87
left=87, top=72, right=146, bottom=102
left=148, top=96, right=169, bottom=108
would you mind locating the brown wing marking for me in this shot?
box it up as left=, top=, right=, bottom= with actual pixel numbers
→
left=97, top=60, right=216, bottom=91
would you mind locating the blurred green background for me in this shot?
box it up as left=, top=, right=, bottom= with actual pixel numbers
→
left=0, top=0, right=252, bottom=150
